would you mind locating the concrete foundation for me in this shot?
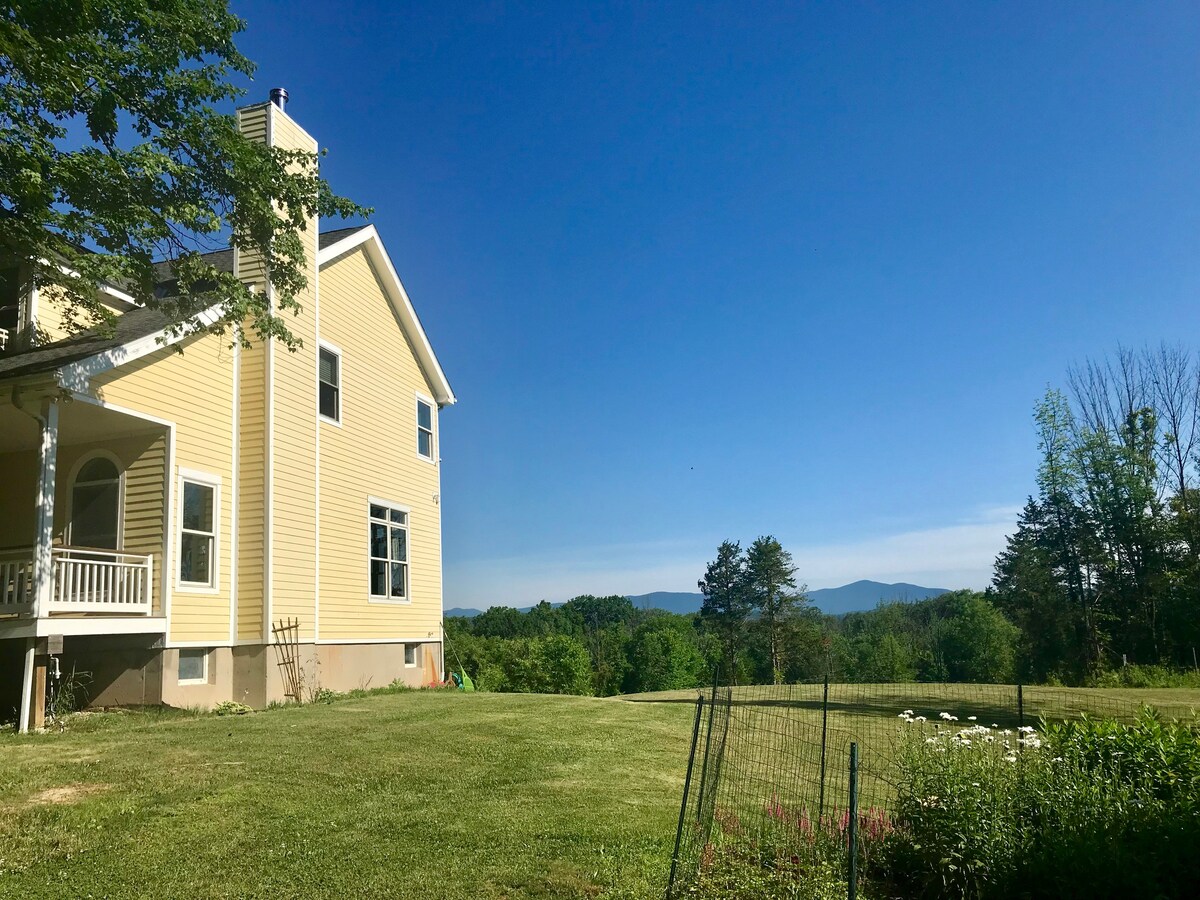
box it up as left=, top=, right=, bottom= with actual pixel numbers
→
left=4, top=637, right=442, bottom=718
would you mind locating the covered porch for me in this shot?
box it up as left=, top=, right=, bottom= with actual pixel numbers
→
left=0, top=389, right=170, bottom=728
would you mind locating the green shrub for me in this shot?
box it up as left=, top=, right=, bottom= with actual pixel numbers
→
left=876, top=709, right=1200, bottom=898
left=214, top=700, right=254, bottom=716
left=1087, top=663, right=1200, bottom=688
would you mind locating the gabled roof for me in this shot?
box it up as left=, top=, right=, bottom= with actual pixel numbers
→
left=0, top=226, right=456, bottom=406
left=319, top=225, right=368, bottom=250
left=0, top=306, right=172, bottom=381
left=317, top=225, right=455, bottom=407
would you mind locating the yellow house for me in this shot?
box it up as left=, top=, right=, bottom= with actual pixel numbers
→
left=0, top=93, right=455, bottom=729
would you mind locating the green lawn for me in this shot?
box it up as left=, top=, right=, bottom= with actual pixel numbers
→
left=4, top=685, right=1199, bottom=899
left=0, top=692, right=696, bottom=899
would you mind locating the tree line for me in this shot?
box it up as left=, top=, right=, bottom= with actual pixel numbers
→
left=447, top=345, right=1200, bottom=695
left=443, top=584, right=1024, bottom=696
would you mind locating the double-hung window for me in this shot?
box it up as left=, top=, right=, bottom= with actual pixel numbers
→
left=319, top=345, right=341, bottom=423
left=416, top=396, right=435, bottom=461
left=179, top=473, right=218, bottom=589
left=369, top=501, right=409, bottom=601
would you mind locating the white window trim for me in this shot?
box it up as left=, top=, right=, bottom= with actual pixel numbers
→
left=415, top=391, right=437, bottom=465
left=177, top=647, right=209, bottom=685
left=176, top=468, right=221, bottom=594
left=404, top=643, right=419, bottom=668
left=367, top=496, right=411, bottom=605
left=318, top=340, right=343, bottom=428
left=64, top=449, right=125, bottom=550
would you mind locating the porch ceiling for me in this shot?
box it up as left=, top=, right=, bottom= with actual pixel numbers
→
left=0, top=399, right=163, bottom=454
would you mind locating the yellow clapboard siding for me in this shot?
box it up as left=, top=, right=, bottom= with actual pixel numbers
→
left=260, top=104, right=320, bottom=640
left=315, top=244, right=444, bottom=642
left=91, top=334, right=236, bottom=643
left=237, top=332, right=267, bottom=642
left=34, top=286, right=130, bottom=344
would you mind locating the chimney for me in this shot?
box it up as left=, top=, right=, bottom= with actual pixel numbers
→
left=269, top=87, right=288, bottom=110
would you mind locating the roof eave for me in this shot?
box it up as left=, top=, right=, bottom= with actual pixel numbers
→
left=317, top=225, right=457, bottom=407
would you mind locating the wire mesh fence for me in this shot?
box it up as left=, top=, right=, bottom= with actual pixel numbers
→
left=665, top=678, right=1200, bottom=898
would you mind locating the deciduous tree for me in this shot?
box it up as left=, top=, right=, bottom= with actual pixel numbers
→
left=0, top=0, right=365, bottom=346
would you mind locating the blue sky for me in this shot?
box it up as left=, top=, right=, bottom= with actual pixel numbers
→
left=232, top=1, right=1200, bottom=607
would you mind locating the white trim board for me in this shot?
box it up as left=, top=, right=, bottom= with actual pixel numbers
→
left=57, top=305, right=223, bottom=392
left=0, top=616, right=168, bottom=639
left=316, top=225, right=456, bottom=407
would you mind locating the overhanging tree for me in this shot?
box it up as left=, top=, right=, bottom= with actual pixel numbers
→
left=0, top=0, right=366, bottom=347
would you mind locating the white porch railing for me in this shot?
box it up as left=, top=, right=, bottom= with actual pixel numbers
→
left=0, top=547, right=154, bottom=615
left=0, top=551, right=33, bottom=609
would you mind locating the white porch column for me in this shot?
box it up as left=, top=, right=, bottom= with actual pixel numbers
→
left=30, top=396, right=59, bottom=619
left=19, top=397, right=57, bottom=733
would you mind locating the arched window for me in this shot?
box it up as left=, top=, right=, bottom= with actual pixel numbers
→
left=70, top=455, right=121, bottom=550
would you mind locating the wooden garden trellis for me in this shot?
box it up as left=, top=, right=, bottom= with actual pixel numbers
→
left=271, top=617, right=303, bottom=701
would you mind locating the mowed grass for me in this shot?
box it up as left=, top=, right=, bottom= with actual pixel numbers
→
left=5, top=685, right=1199, bottom=899
left=0, top=692, right=697, bottom=899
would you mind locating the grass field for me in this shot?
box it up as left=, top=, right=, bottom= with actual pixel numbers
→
left=3, top=685, right=1199, bottom=899
left=0, top=692, right=696, bottom=899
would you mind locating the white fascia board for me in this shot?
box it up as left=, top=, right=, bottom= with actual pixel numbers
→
left=0, top=616, right=168, bottom=640
left=47, top=260, right=142, bottom=308
left=317, top=226, right=457, bottom=407
left=57, top=305, right=223, bottom=392
left=315, top=225, right=377, bottom=266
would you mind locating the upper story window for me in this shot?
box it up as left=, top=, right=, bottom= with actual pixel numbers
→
left=416, top=396, right=435, bottom=461
left=179, top=472, right=219, bottom=589
left=0, top=267, right=22, bottom=347
left=319, top=345, right=341, bottom=423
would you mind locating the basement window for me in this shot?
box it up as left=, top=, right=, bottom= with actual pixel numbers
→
left=404, top=643, right=419, bottom=667
left=178, top=648, right=208, bottom=685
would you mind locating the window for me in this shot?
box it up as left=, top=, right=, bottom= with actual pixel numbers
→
left=416, top=397, right=434, bottom=461
left=319, top=345, right=340, bottom=423
left=179, top=475, right=217, bottom=588
left=178, top=648, right=208, bottom=684
left=70, top=455, right=121, bottom=549
left=404, top=643, right=419, bottom=667
left=0, top=267, right=20, bottom=336
left=369, top=501, right=408, bottom=601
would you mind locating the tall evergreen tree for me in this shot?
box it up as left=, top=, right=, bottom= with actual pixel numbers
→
left=744, top=535, right=805, bottom=684
left=698, top=541, right=750, bottom=683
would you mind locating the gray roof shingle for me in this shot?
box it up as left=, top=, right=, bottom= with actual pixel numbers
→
left=0, top=306, right=172, bottom=381
left=0, top=226, right=370, bottom=383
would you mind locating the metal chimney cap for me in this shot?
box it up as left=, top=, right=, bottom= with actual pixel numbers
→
left=270, top=87, right=288, bottom=110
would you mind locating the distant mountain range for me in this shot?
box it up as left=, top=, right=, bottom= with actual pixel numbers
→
left=444, top=580, right=950, bottom=619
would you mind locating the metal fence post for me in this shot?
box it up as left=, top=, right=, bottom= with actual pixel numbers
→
left=667, top=693, right=706, bottom=899
left=1017, top=683, right=1024, bottom=732
left=693, top=666, right=719, bottom=823
left=818, top=671, right=830, bottom=821
left=848, top=741, right=859, bottom=900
